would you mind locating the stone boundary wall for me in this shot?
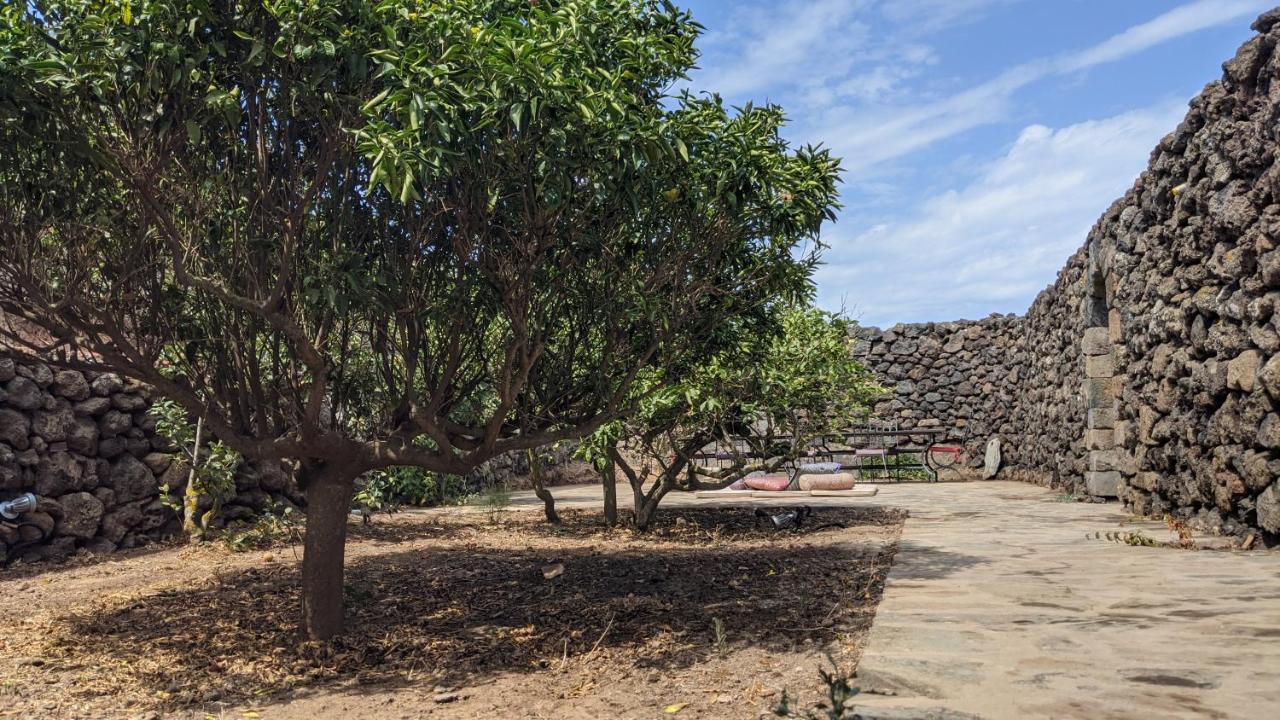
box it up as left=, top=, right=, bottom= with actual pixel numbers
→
left=1106, top=12, right=1280, bottom=537
left=854, top=246, right=1089, bottom=490
left=856, top=12, right=1280, bottom=538
left=0, top=354, right=301, bottom=564
left=0, top=348, right=576, bottom=562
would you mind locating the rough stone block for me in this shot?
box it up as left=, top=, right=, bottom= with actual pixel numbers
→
left=1086, top=428, right=1116, bottom=451
left=55, top=491, right=104, bottom=539
left=1085, top=352, right=1115, bottom=378
left=1108, top=308, right=1123, bottom=344
left=1260, top=353, right=1280, bottom=399
left=1225, top=349, right=1261, bottom=392
left=1258, top=483, right=1280, bottom=534
left=1088, top=407, right=1117, bottom=429
left=1082, top=327, right=1112, bottom=356
left=1259, top=414, right=1280, bottom=449
left=1082, top=378, right=1116, bottom=409
left=1131, top=472, right=1159, bottom=492
left=1113, top=420, right=1134, bottom=449
left=1088, top=450, right=1120, bottom=472
left=1086, top=471, right=1122, bottom=498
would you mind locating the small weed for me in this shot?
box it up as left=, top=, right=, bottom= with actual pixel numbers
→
left=478, top=484, right=512, bottom=523
left=1164, top=515, right=1195, bottom=549
left=772, top=655, right=859, bottom=719
left=1056, top=493, right=1080, bottom=503
left=711, top=616, right=727, bottom=657
left=221, top=505, right=302, bottom=552
left=1088, top=529, right=1157, bottom=547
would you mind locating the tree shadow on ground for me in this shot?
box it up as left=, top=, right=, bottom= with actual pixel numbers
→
left=27, top=507, right=903, bottom=713
left=883, top=540, right=988, bottom=581
left=0, top=534, right=187, bottom=581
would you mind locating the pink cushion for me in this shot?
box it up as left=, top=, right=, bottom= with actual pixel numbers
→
left=797, top=472, right=857, bottom=491
left=743, top=475, right=792, bottom=491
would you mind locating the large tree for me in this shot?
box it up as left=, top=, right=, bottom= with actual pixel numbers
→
left=0, top=1, right=840, bottom=638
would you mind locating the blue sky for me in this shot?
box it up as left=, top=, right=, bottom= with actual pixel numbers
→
left=677, top=0, right=1271, bottom=327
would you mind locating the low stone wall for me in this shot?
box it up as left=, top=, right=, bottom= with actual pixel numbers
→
left=1, top=357, right=173, bottom=562
left=466, top=442, right=580, bottom=492
left=0, top=355, right=299, bottom=563
left=0, top=347, right=578, bottom=561
left=857, top=12, right=1280, bottom=538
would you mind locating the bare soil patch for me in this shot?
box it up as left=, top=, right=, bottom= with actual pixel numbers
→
left=0, top=503, right=904, bottom=719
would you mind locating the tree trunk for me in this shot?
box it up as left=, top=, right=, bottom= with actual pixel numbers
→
left=602, top=458, right=618, bottom=527
left=301, top=462, right=357, bottom=641
left=527, top=449, right=560, bottom=524
left=182, top=416, right=204, bottom=537
left=629, top=474, right=670, bottom=530
left=684, top=461, right=703, bottom=491
left=434, top=471, right=447, bottom=507
left=634, top=496, right=660, bottom=531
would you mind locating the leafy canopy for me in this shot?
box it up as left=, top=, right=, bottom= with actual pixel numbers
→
left=584, top=306, right=883, bottom=487
left=0, top=0, right=842, bottom=478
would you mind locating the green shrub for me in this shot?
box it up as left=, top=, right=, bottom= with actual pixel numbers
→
left=353, top=467, right=472, bottom=513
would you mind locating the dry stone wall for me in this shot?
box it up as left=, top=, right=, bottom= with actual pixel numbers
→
left=0, top=347, right=576, bottom=562
left=857, top=11, right=1280, bottom=539
left=1106, top=11, right=1280, bottom=537
left=854, top=246, right=1090, bottom=490
left=0, top=354, right=300, bottom=563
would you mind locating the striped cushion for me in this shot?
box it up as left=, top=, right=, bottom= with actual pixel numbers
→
left=797, top=462, right=842, bottom=474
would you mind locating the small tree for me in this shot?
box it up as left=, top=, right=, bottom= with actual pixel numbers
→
left=0, top=1, right=839, bottom=638
left=152, top=399, right=240, bottom=538
left=584, top=307, right=881, bottom=529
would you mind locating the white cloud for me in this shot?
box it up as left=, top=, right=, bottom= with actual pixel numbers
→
left=689, top=0, right=1006, bottom=109
left=879, top=0, right=1022, bottom=35
left=695, top=0, right=871, bottom=100
left=1060, top=0, right=1272, bottom=72
left=811, top=62, right=1045, bottom=175
left=817, top=100, right=1190, bottom=326
left=815, top=0, right=1270, bottom=177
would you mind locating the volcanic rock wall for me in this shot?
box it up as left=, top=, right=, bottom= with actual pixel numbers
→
left=0, top=355, right=300, bottom=564
left=1108, top=11, right=1280, bottom=537
left=0, top=348, right=576, bottom=562
left=854, top=247, right=1090, bottom=487
left=859, top=11, right=1280, bottom=537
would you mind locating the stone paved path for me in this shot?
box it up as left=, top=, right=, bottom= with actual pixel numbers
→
left=852, top=481, right=1280, bottom=720
left=472, top=479, right=1280, bottom=719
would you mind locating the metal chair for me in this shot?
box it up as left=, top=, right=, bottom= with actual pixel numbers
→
left=852, top=419, right=896, bottom=480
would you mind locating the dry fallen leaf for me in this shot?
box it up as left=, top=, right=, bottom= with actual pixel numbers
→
left=663, top=702, right=688, bottom=714
left=0, top=506, right=902, bottom=717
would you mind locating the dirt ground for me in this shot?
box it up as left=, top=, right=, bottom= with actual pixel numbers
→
left=0, top=498, right=904, bottom=719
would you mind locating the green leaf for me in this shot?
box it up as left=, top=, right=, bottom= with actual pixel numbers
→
left=399, top=172, right=414, bottom=203
left=362, top=88, right=391, bottom=113
left=185, top=121, right=201, bottom=144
